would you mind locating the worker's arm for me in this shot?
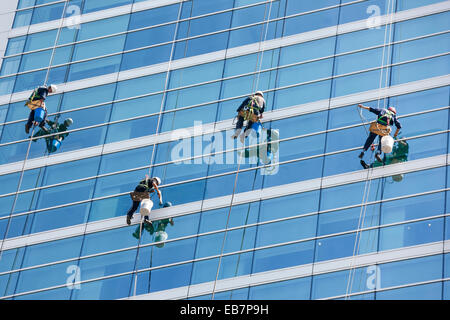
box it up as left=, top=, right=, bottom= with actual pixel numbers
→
left=393, top=117, right=402, bottom=138
left=153, top=182, right=163, bottom=205
left=237, top=98, right=250, bottom=112
left=357, top=104, right=370, bottom=111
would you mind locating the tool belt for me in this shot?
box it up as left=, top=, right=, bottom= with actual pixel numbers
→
left=130, top=191, right=150, bottom=202
left=369, top=121, right=391, bottom=136
left=238, top=108, right=259, bottom=122
left=25, top=100, right=46, bottom=111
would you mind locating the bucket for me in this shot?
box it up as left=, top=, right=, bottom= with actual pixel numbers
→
left=50, top=139, right=61, bottom=153
left=139, top=199, right=153, bottom=216
left=381, top=135, right=394, bottom=154
left=34, top=108, right=45, bottom=123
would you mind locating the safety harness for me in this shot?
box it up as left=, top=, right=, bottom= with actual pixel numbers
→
left=239, top=96, right=261, bottom=122
left=369, top=110, right=395, bottom=137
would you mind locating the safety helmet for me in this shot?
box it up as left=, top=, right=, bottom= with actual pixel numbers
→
left=152, top=177, right=161, bottom=186
left=387, top=106, right=397, bottom=114
left=63, top=118, right=73, bottom=127
left=48, top=84, right=57, bottom=93
left=255, top=91, right=264, bottom=98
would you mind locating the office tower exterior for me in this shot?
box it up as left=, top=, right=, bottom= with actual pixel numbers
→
left=0, top=0, right=449, bottom=300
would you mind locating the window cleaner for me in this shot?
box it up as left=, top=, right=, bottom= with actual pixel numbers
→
left=357, top=104, right=401, bottom=169
left=126, top=175, right=163, bottom=226
left=24, top=84, right=57, bottom=134
left=231, top=91, right=266, bottom=143
left=31, top=117, right=73, bottom=153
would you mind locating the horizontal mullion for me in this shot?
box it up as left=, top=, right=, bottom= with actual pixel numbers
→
left=0, top=107, right=447, bottom=201
left=1, top=50, right=448, bottom=149
left=1, top=212, right=448, bottom=299
left=1, top=128, right=448, bottom=223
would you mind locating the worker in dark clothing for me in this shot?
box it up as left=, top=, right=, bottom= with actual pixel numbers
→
left=126, top=175, right=163, bottom=226
left=231, top=91, right=266, bottom=143
left=357, top=104, right=401, bottom=168
left=25, top=84, right=57, bottom=134
left=31, top=118, right=73, bottom=153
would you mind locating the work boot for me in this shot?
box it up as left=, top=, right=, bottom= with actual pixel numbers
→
left=360, top=160, right=369, bottom=169
left=375, top=153, right=383, bottom=163
left=358, top=152, right=364, bottom=159
left=25, top=123, right=31, bottom=134
left=126, top=215, right=132, bottom=225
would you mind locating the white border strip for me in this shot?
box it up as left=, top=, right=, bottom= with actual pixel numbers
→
left=125, top=240, right=450, bottom=300
left=0, top=153, right=448, bottom=251
left=1, top=1, right=449, bottom=106
left=1, top=74, right=448, bottom=176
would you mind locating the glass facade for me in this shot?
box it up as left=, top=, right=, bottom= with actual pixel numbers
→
left=0, top=0, right=449, bottom=300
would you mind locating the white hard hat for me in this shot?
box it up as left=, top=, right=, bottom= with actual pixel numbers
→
left=48, top=84, right=57, bottom=93
left=255, top=91, right=264, bottom=98
left=152, top=177, right=161, bottom=186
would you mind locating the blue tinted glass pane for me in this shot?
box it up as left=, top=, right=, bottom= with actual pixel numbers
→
left=337, top=27, right=389, bottom=54
left=35, top=180, right=96, bottom=210
left=277, top=58, right=333, bottom=87
left=169, top=61, right=224, bottom=89
left=19, top=49, right=52, bottom=72
left=249, top=277, right=312, bottom=300
left=71, top=274, right=133, bottom=300
left=15, top=287, right=71, bottom=300
left=381, top=192, right=445, bottom=225
left=149, top=263, right=192, bottom=293
left=93, top=168, right=147, bottom=199
left=31, top=3, right=65, bottom=25
left=397, top=0, right=447, bottom=11
left=332, top=69, right=386, bottom=98
left=263, top=157, right=323, bottom=188
left=339, top=0, right=391, bottom=24
left=379, top=254, right=443, bottom=289
left=312, top=267, right=368, bottom=299
left=24, top=30, right=57, bottom=52
left=13, top=69, right=46, bottom=93
left=105, top=115, right=158, bottom=143
left=379, top=218, right=444, bottom=251
left=22, top=236, right=83, bottom=268
left=191, top=0, right=233, bottom=16
left=115, top=73, right=166, bottom=100
left=0, top=56, right=21, bottom=76
left=284, top=8, right=338, bottom=36
left=77, top=15, right=130, bottom=41
left=30, top=203, right=91, bottom=234
left=110, top=94, right=162, bottom=121
left=253, top=241, right=314, bottom=273
left=395, top=12, right=450, bottom=41
left=125, top=24, right=176, bottom=51
left=15, top=261, right=75, bottom=294
left=280, top=37, right=335, bottom=66
left=213, top=288, right=249, bottom=300
left=129, top=4, right=180, bottom=30
left=5, top=36, right=26, bottom=56
left=318, top=204, right=380, bottom=236
left=0, top=76, right=16, bottom=96
left=17, top=0, right=35, bottom=9
left=72, top=35, right=125, bottom=61
left=98, top=146, right=153, bottom=174
left=60, top=83, right=116, bottom=111
left=83, top=0, right=132, bottom=13
left=121, top=44, right=171, bottom=71
left=388, top=86, right=450, bottom=115
left=391, top=56, right=450, bottom=86
left=81, top=227, right=138, bottom=256
left=187, top=12, right=232, bottom=37
left=286, top=0, right=339, bottom=15
left=13, top=9, right=32, bottom=28
left=393, top=33, right=450, bottom=64
left=67, top=55, right=122, bottom=82
left=377, top=282, right=442, bottom=300
left=274, top=80, right=331, bottom=109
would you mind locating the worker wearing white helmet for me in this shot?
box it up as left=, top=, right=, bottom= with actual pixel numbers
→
left=24, top=84, right=57, bottom=134
left=231, top=91, right=266, bottom=142
left=126, top=175, right=163, bottom=226
left=357, top=104, right=402, bottom=169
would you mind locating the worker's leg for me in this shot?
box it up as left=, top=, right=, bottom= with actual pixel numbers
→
left=359, top=132, right=377, bottom=159
left=375, top=135, right=383, bottom=163
left=25, top=110, right=35, bottom=134
left=232, top=115, right=244, bottom=139
left=126, top=201, right=140, bottom=225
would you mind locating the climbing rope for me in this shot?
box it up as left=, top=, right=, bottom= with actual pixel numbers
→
left=130, top=0, right=184, bottom=298
left=344, top=0, right=396, bottom=299
left=211, top=0, right=274, bottom=300
left=0, top=0, right=70, bottom=268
